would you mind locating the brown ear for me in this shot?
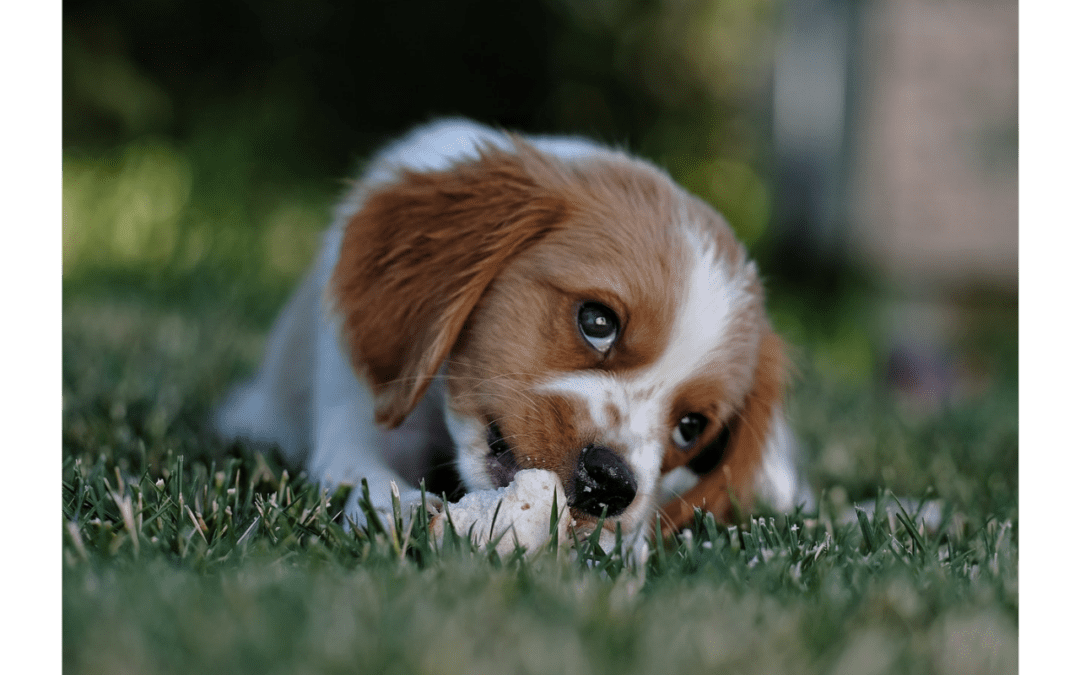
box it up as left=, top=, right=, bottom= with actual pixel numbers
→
left=331, top=141, right=571, bottom=428
left=659, top=330, right=788, bottom=535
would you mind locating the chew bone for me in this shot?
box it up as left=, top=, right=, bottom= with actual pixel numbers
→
left=429, top=469, right=570, bottom=555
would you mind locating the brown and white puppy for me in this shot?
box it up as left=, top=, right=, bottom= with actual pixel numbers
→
left=216, top=119, right=804, bottom=542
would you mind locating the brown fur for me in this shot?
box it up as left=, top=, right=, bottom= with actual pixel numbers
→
left=332, top=141, right=573, bottom=427
left=442, top=158, right=692, bottom=491
left=658, top=330, right=788, bottom=534
left=333, top=134, right=785, bottom=533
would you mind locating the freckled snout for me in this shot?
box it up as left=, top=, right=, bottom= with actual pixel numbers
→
left=570, top=444, right=637, bottom=517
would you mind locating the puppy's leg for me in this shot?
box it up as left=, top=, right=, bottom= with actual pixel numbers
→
left=309, top=315, right=440, bottom=528
left=214, top=265, right=318, bottom=467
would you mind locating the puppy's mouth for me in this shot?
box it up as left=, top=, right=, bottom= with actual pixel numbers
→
left=485, top=420, right=519, bottom=488
left=483, top=420, right=639, bottom=533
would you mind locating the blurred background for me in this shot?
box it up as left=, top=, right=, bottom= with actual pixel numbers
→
left=62, top=0, right=1017, bottom=504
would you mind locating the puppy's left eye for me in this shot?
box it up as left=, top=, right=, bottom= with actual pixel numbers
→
left=672, top=413, right=707, bottom=450
left=578, top=302, right=619, bottom=353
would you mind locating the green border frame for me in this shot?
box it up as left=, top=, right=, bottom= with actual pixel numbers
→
left=3, top=2, right=59, bottom=669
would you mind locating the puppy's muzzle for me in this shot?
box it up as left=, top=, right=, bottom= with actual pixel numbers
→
left=570, top=444, right=637, bottom=518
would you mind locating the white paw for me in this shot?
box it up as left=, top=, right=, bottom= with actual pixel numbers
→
left=342, top=481, right=443, bottom=533
left=429, top=469, right=570, bottom=555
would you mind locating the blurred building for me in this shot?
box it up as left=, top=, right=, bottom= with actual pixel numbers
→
left=849, top=0, right=1017, bottom=292
left=773, top=0, right=1017, bottom=401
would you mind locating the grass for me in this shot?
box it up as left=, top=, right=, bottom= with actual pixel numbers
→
left=61, top=134, right=1018, bottom=675
left=61, top=285, right=1018, bottom=675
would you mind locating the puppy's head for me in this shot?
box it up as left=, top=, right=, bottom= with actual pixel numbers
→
left=333, top=138, right=786, bottom=535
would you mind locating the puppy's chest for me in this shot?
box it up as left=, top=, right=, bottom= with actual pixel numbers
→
left=383, top=379, right=460, bottom=496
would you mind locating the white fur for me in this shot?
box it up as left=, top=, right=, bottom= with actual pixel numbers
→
left=442, top=392, right=492, bottom=492
left=532, top=222, right=775, bottom=526
left=215, top=118, right=805, bottom=534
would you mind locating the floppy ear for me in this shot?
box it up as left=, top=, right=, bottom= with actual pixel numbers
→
left=331, top=141, right=570, bottom=428
left=659, top=330, right=788, bottom=535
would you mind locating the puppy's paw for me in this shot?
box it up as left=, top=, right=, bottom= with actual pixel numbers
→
left=428, top=469, right=570, bottom=555
left=342, top=481, right=443, bottom=533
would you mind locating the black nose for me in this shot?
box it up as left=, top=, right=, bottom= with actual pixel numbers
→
left=570, top=444, right=637, bottom=517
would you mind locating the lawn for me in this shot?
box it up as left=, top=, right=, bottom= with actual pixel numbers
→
left=61, top=133, right=1018, bottom=675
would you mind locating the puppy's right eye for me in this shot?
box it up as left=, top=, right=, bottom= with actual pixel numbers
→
left=577, top=302, right=619, bottom=353
left=672, top=413, right=707, bottom=450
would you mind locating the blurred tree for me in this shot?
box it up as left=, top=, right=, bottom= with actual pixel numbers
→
left=64, top=0, right=780, bottom=243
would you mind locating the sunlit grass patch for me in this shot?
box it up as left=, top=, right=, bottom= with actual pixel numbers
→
left=63, top=134, right=329, bottom=302
left=64, top=139, right=192, bottom=270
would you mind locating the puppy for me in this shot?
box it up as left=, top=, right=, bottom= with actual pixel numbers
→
left=215, top=119, right=803, bottom=542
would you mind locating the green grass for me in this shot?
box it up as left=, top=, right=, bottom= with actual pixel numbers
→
left=61, top=292, right=1018, bottom=675
left=62, top=135, right=1018, bottom=675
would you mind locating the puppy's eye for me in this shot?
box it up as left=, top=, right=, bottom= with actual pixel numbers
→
left=577, top=302, right=619, bottom=353
left=672, top=413, right=707, bottom=450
